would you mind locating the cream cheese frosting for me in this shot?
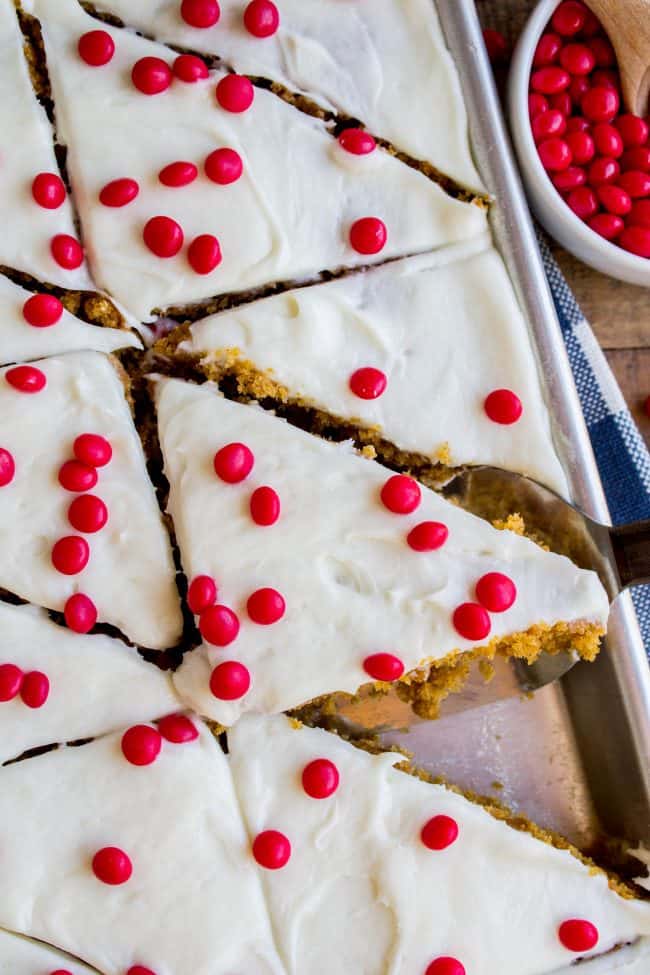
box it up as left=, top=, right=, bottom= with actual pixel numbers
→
left=0, top=928, right=99, bottom=975
left=0, top=352, right=182, bottom=650
left=154, top=378, right=609, bottom=726
left=0, top=601, right=180, bottom=765
left=178, top=235, right=569, bottom=496
left=24, top=0, right=487, bottom=322
left=0, top=720, right=286, bottom=975
left=0, top=0, right=92, bottom=289
left=0, top=272, right=141, bottom=364
left=228, top=714, right=650, bottom=975
left=77, top=0, right=484, bottom=193
left=552, top=940, right=650, bottom=974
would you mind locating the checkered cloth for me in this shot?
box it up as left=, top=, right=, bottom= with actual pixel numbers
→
left=538, top=234, right=650, bottom=657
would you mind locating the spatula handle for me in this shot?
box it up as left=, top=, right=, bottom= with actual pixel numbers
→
left=611, top=520, right=650, bottom=589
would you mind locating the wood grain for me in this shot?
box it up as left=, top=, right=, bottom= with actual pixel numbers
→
left=477, top=0, right=650, bottom=447
left=587, top=0, right=650, bottom=115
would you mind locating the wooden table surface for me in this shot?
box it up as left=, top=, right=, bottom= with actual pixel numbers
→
left=477, top=0, right=650, bottom=448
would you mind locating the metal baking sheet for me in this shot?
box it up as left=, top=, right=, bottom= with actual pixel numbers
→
left=387, top=0, right=650, bottom=857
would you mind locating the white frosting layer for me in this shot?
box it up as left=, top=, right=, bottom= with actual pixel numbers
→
left=552, top=940, right=650, bottom=974
left=228, top=714, right=650, bottom=975
left=0, top=928, right=98, bottom=975
left=0, top=0, right=91, bottom=289
left=81, top=0, right=484, bottom=192
left=181, top=236, right=568, bottom=495
left=25, top=0, right=486, bottom=322
left=0, top=722, right=286, bottom=975
left=155, top=378, right=609, bottom=726
left=0, top=272, right=140, bottom=364
left=0, top=601, right=179, bottom=765
left=0, top=352, right=182, bottom=650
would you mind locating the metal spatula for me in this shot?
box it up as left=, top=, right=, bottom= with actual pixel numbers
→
left=325, top=466, right=650, bottom=736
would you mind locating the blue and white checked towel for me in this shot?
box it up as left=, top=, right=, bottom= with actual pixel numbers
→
left=537, top=234, right=650, bottom=657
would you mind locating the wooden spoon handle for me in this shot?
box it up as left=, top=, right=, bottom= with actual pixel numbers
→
left=587, top=0, right=650, bottom=115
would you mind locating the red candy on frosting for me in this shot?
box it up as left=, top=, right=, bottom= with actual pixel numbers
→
left=558, top=918, right=599, bottom=952
left=0, top=663, right=23, bottom=702
left=99, top=178, right=140, bottom=207
left=363, top=652, right=405, bottom=682
left=132, top=57, right=172, bottom=95
left=157, top=714, right=199, bottom=743
left=64, top=593, right=98, bottom=633
left=188, top=234, right=222, bottom=274
left=74, top=433, right=112, bottom=468
left=244, top=0, right=280, bottom=38
left=250, top=485, right=281, bottom=526
left=51, top=535, right=90, bottom=575
left=421, top=814, right=459, bottom=851
left=475, top=572, right=517, bottom=612
left=407, top=521, right=449, bottom=552
left=349, top=367, right=387, bottom=400
left=199, top=604, right=240, bottom=646
left=338, top=128, right=377, bottom=155
left=380, top=474, right=421, bottom=514
left=247, top=587, right=285, bottom=625
left=20, top=671, right=50, bottom=709
left=252, top=829, right=291, bottom=869
left=349, top=217, right=387, bottom=255
left=51, top=234, right=84, bottom=270
left=173, top=54, right=209, bottom=82
left=187, top=575, right=218, bottom=614
left=67, top=494, right=108, bottom=534
left=32, top=172, right=66, bottom=209
left=425, top=959, right=466, bottom=975
left=302, top=758, right=340, bottom=799
left=484, top=388, right=523, bottom=424
left=92, top=846, right=132, bottom=885
left=127, top=968, right=158, bottom=975
left=22, top=294, right=63, bottom=328
left=181, top=0, right=220, bottom=28
left=452, top=603, right=491, bottom=641
left=58, top=460, right=97, bottom=492
left=213, top=442, right=254, bottom=482
left=205, top=147, right=243, bottom=184
left=209, top=660, right=251, bottom=699
left=78, top=30, right=115, bottom=67
left=121, top=724, right=163, bottom=766
left=158, top=161, right=198, bottom=187
left=0, top=447, right=15, bottom=487
left=143, top=216, right=184, bottom=257
left=216, top=75, right=254, bottom=113
left=6, top=365, right=46, bottom=393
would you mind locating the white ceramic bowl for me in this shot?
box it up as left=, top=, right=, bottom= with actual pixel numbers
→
left=508, top=0, right=650, bottom=287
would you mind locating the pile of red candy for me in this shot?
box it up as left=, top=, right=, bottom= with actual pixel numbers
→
left=529, top=0, right=650, bottom=258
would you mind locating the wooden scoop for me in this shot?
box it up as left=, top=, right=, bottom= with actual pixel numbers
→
left=587, top=0, right=650, bottom=116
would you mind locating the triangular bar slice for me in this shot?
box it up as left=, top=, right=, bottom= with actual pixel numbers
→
left=0, top=272, right=141, bottom=365
left=169, top=235, right=568, bottom=495
left=0, top=720, right=286, bottom=974
left=0, top=352, right=182, bottom=650
left=228, top=714, right=650, bottom=975
left=0, top=0, right=91, bottom=289
left=154, top=377, right=609, bottom=727
left=24, top=0, right=487, bottom=322
left=0, top=601, right=180, bottom=765
left=0, top=928, right=98, bottom=975
left=75, top=0, right=484, bottom=192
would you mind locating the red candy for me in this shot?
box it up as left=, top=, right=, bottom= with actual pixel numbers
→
left=622, top=147, right=650, bottom=173
left=425, top=959, right=466, bottom=975
left=338, top=128, right=377, bottom=155
left=181, top=0, right=220, bottom=28
left=592, top=122, right=623, bottom=158
left=349, top=217, right=387, bottom=255
left=532, top=109, right=566, bottom=142
left=407, top=521, right=449, bottom=552
left=475, top=572, right=517, bottom=612
left=551, top=1, right=587, bottom=37
left=74, top=433, right=112, bottom=468
left=59, top=460, right=97, bottom=492
left=530, top=66, right=570, bottom=95
left=6, top=365, right=46, bottom=393
left=380, top=474, right=421, bottom=514
left=421, top=814, right=459, bottom=851
left=588, top=213, right=623, bottom=240
left=250, top=486, right=281, bottom=526
left=0, top=448, right=15, bottom=487
left=618, top=170, right=650, bottom=198
left=173, top=53, right=209, bottom=82
left=538, top=137, right=572, bottom=171
left=566, top=115, right=590, bottom=132
left=244, top=0, right=280, bottom=38
left=558, top=919, right=599, bottom=952
left=216, top=74, right=254, bottom=113
left=92, top=847, right=132, bottom=885
left=209, top=660, right=251, bottom=700
left=99, top=178, right=140, bottom=207
left=590, top=36, right=615, bottom=67
left=68, top=494, right=108, bottom=534
left=597, top=184, right=632, bottom=216
left=482, top=28, right=508, bottom=64
left=452, top=603, right=491, bottom=641
left=552, top=167, right=587, bottom=191
left=363, top=652, right=404, bottom=682
left=568, top=76, right=590, bottom=104
left=51, top=234, right=84, bottom=270
left=617, top=114, right=649, bottom=147
left=187, top=575, right=218, bottom=614
left=588, top=156, right=619, bottom=185
left=549, top=91, right=572, bottom=116
left=158, top=161, right=198, bottom=187
left=620, top=226, right=650, bottom=257
left=349, top=367, right=387, bottom=400
left=247, top=587, right=285, bottom=625
left=200, top=605, right=240, bottom=646
left=533, top=33, right=561, bottom=67
left=0, top=663, right=23, bottom=702
left=121, top=725, right=162, bottom=766
left=205, top=147, right=243, bottom=184
left=567, top=186, right=598, bottom=220
left=51, top=536, right=90, bottom=575
left=127, top=968, right=158, bottom=975
left=64, top=593, right=98, bottom=633
left=32, top=172, right=66, bottom=209
left=629, top=200, right=650, bottom=228
left=252, top=830, right=291, bottom=869
left=302, top=758, right=340, bottom=799
left=157, top=714, right=199, bottom=743
left=560, top=43, right=595, bottom=76
left=132, top=57, right=172, bottom=95
left=528, top=93, right=549, bottom=119
left=143, top=216, right=184, bottom=257
left=214, top=442, right=254, bottom=483
left=188, top=234, right=222, bottom=274
left=565, top=131, right=594, bottom=165
left=582, top=86, right=619, bottom=122
left=78, top=29, right=115, bottom=67
left=23, top=293, right=63, bottom=328
left=484, top=388, right=522, bottom=424
left=20, top=671, right=49, bottom=708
